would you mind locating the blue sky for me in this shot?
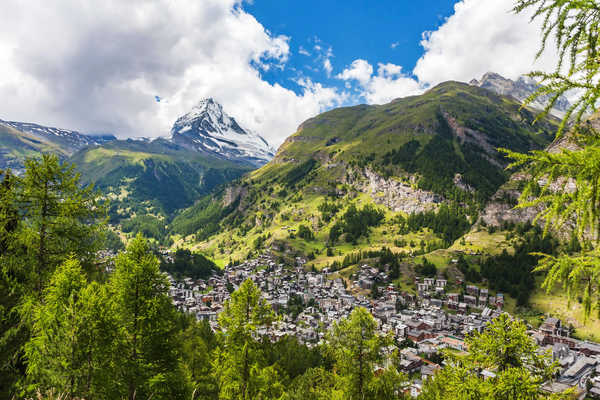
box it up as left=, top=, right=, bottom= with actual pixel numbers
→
left=1, top=0, right=557, bottom=144
left=245, top=0, right=457, bottom=98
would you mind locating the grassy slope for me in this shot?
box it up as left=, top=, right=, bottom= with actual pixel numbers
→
left=173, top=81, right=557, bottom=258
left=0, top=123, right=69, bottom=165
left=70, top=140, right=253, bottom=242
left=167, top=82, right=600, bottom=336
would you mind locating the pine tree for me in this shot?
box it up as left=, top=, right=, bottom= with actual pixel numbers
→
left=0, top=169, right=27, bottom=397
left=214, top=278, right=277, bottom=400
left=326, top=307, right=402, bottom=400
left=1, top=156, right=106, bottom=397
left=17, top=154, right=105, bottom=293
left=110, top=234, right=189, bottom=400
left=420, top=314, right=572, bottom=399
left=24, top=258, right=119, bottom=399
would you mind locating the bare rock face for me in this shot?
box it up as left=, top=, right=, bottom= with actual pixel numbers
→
left=453, top=173, right=475, bottom=193
left=480, top=174, right=542, bottom=227
left=223, top=185, right=248, bottom=208
left=352, top=168, right=442, bottom=214
left=442, top=112, right=504, bottom=168
left=470, top=72, right=571, bottom=117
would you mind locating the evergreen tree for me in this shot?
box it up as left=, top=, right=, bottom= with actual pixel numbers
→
left=420, top=314, right=572, bottom=399
left=214, top=278, right=277, bottom=400
left=181, top=320, right=219, bottom=399
left=283, top=367, right=341, bottom=400
left=0, top=169, right=27, bottom=396
left=110, top=234, right=189, bottom=400
left=1, top=156, right=106, bottom=397
left=17, top=154, right=105, bottom=293
left=326, top=307, right=402, bottom=400
left=505, top=1, right=600, bottom=319
left=24, top=258, right=119, bottom=399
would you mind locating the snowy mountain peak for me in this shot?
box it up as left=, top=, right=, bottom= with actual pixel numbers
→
left=170, top=98, right=275, bottom=166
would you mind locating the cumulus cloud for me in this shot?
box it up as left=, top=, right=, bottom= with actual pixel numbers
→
left=0, top=0, right=345, bottom=146
left=336, top=60, right=374, bottom=86
left=337, top=61, right=422, bottom=104
left=339, top=0, right=559, bottom=105
left=414, top=0, right=558, bottom=84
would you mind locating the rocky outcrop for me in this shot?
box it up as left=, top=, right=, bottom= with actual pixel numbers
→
left=442, top=112, right=504, bottom=168
left=470, top=72, right=571, bottom=117
left=453, top=173, right=475, bottom=193
left=223, top=184, right=248, bottom=208
left=351, top=168, right=442, bottom=214
left=480, top=173, right=541, bottom=226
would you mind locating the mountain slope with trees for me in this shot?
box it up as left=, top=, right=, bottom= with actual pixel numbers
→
left=169, top=81, right=560, bottom=270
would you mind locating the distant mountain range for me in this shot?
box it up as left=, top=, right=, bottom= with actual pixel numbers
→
left=0, top=98, right=275, bottom=174
left=469, top=72, right=572, bottom=116
left=0, top=99, right=274, bottom=219
left=0, top=76, right=565, bottom=246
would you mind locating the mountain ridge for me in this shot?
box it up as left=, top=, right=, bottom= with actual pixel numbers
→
left=469, top=72, right=572, bottom=117
left=168, top=81, right=560, bottom=266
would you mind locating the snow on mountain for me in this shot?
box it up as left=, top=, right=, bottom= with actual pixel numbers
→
left=0, top=119, right=115, bottom=153
left=170, top=98, right=275, bottom=166
left=469, top=72, right=571, bottom=117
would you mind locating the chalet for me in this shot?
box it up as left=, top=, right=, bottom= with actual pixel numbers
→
left=463, top=295, right=477, bottom=307
left=441, top=336, right=467, bottom=352
left=540, top=317, right=561, bottom=336
left=466, top=285, right=480, bottom=296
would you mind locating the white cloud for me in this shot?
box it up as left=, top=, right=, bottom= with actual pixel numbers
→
left=323, top=59, right=333, bottom=76
left=337, top=61, right=422, bottom=104
left=390, top=42, right=400, bottom=49
left=0, top=0, right=345, bottom=146
left=298, top=46, right=311, bottom=56
left=338, top=0, right=559, bottom=105
left=336, top=59, right=374, bottom=86
left=0, top=0, right=562, bottom=148
left=413, top=0, right=558, bottom=85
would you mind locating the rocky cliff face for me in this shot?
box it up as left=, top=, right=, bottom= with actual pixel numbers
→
left=470, top=72, right=571, bottom=117
left=351, top=167, right=442, bottom=214
left=480, top=134, right=580, bottom=233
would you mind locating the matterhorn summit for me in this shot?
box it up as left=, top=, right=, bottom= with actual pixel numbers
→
left=171, top=98, right=275, bottom=166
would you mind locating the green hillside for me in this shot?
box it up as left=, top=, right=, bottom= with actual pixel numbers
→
left=168, top=81, right=559, bottom=268
left=70, top=139, right=253, bottom=244
left=0, top=123, right=68, bottom=171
